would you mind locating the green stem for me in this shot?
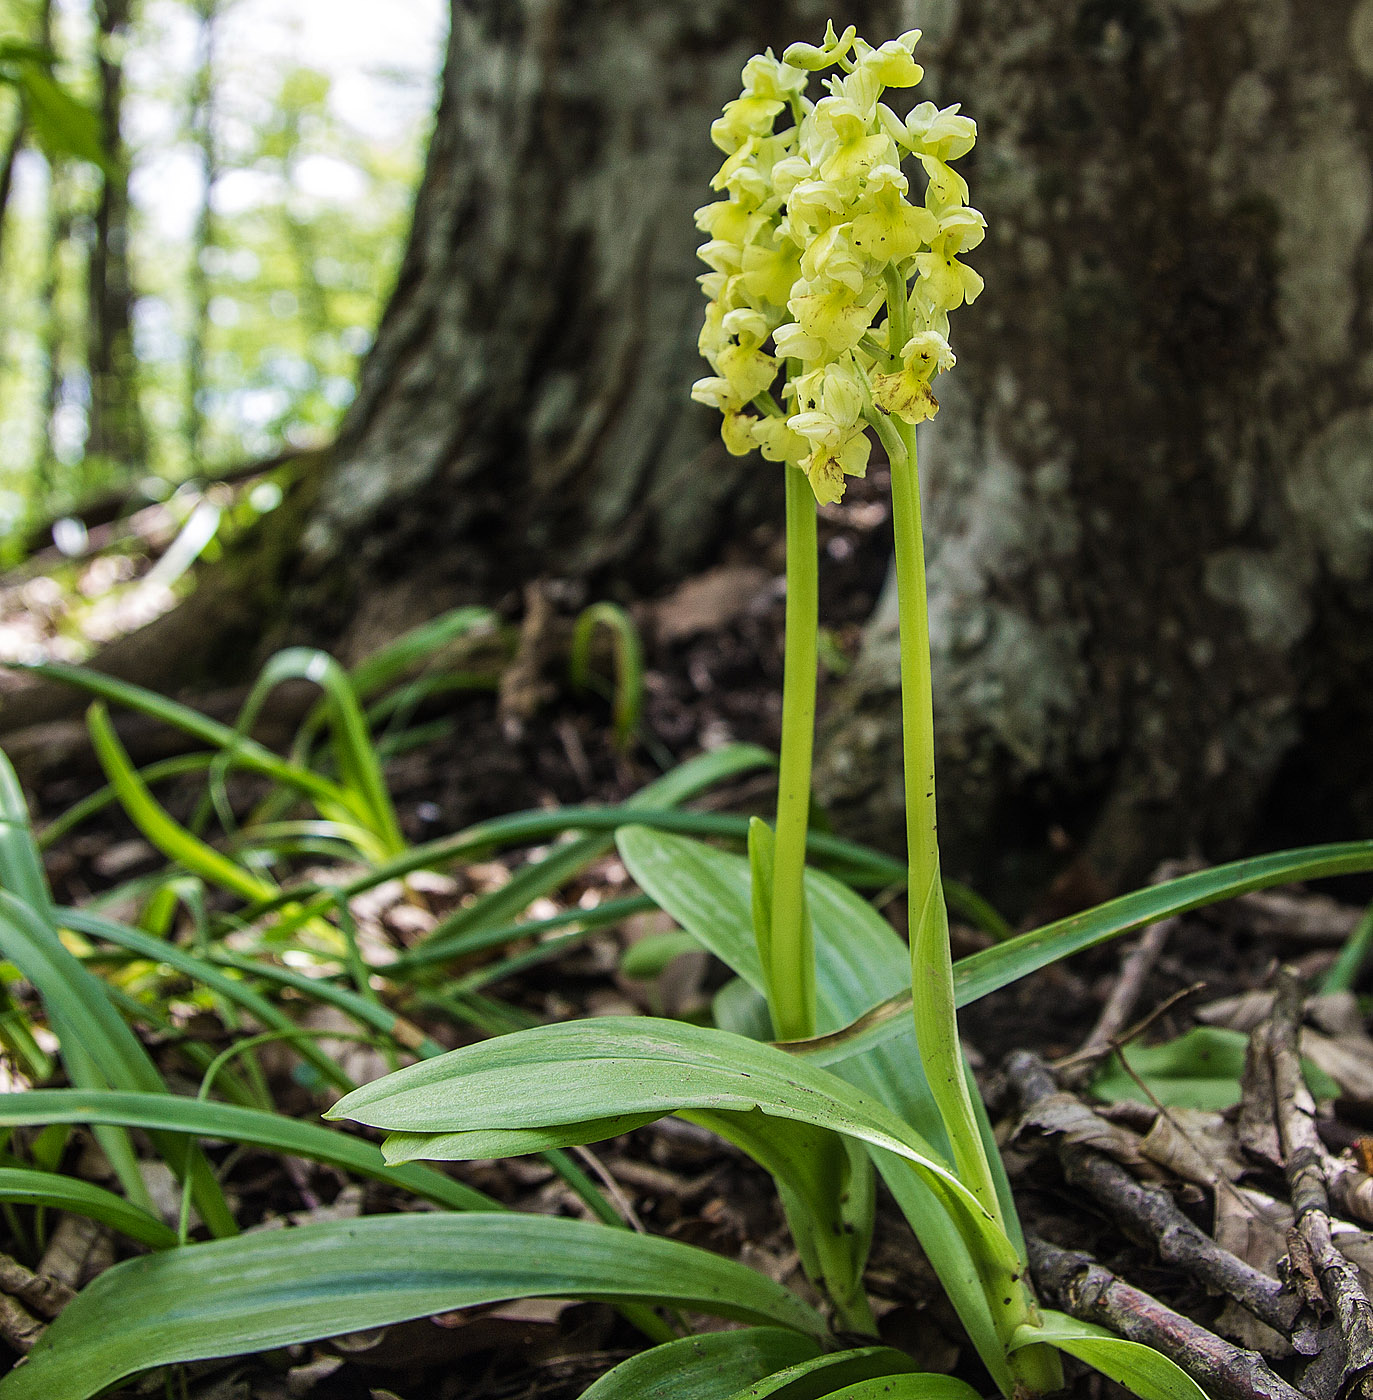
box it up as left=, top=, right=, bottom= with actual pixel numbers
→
left=889, top=413, right=1059, bottom=1395
left=767, top=463, right=820, bottom=1041
left=887, top=413, right=997, bottom=1221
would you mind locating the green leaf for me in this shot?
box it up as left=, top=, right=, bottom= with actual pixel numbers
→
left=329, top=1017, right=1015, bottom=1274
left=782, top=839, right=1373, bottom=1070
left=0, top=756, right=234, bottom=1235
left=0, top=1167, right=176, bottom=1249
left=0, top=1090, right=491, bottom=1213
left=16, top=662, right=349, bottom=811
left=570, top=602, right=644, bottom=751
left=616, top=827, right=1023, bottom=1392
left=579, top=1328, right=822, bottom=1400
left=0, top=1214, right=826, bottom=1400
left=13, top=63, right=109, bottom=170
left=956, top=841, right=1373, bottom=1005
left=724, top=1346, right=924, bottom=1398
left=809, top=1381, right=984, bottom=1400
left=62, top=906, right=358, bottom=1092
left=1012, top=1312, right=1208, bottom=1400
left=1090, top=1026, right=1339, bottom=1111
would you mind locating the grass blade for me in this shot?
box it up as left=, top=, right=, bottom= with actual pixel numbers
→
left=0, top=1090, right=491, bottom=1213
left=0, top=1167, right=177, bottom=1249
left=578, top=1329, right=822, bottom=1400
left=14, top=662, right=349, bottom=810
left=784, top=840, right=1373, bottom=1069
left=85, top=704, right=275, bottom=903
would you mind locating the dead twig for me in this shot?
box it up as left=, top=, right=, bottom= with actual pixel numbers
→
left=1007, top=1050, right=1300, bottom=1336
left=1069, top=917, right=1178, bottom=1077
left=1268, top=971, right=1373, bottom=1400
left=1029, top=1235, right=1307, bottom=1400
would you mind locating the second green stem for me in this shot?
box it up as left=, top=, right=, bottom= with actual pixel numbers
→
left=769, top=461, right=819, bottom=1042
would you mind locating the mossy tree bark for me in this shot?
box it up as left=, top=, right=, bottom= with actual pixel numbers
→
left=815, top=0, right=1373, bottom=895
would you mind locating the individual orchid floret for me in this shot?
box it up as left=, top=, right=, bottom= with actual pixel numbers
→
left=871, top=330, right=955, bottom=424
left=741, top=50, right=809, bottom=103
left=783, top=20, right=857, bottom=71
left=859, top=32, right=925, bottom=87
left=903, top=101, right=977, bottom=161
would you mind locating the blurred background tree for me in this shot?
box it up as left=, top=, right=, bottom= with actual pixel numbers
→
left=3, top=0, right=1372, bottom=903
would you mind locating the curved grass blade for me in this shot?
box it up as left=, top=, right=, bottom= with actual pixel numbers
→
left=234, top=647, right=405, bottom=857
left=1012, top=1313, right=1208, bottom=1400
left=37, top=753, right=216, bottom=850
left=725, top=1345, right=924, bottom=1398
left=86, top=703, right=276, bottom=903
left=0, top=1167, right=177, bottom=1249
left=0, top=1213, right=827, bottom=1400
left=579, top=1327, right=822, bottom=1400
left=782, top=840, right=1373, bottom=1069
left=0, top=1090, right=491, bottom=1213
left=15, top=661, right=348, bottom=810
left=570, top=602, right=644, bottom=751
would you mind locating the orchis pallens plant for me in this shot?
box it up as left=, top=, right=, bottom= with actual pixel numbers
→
left=694, top=20, right=997, bottom=1236
left=323, top=25, right=1210, bottom=1400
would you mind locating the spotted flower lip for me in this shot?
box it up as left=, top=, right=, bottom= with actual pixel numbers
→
left=692, top=22, right=984, bottom=505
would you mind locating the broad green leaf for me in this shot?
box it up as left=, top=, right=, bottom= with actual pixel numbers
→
left=0, top=1213, right=826, bottom=1400
left=329, top=1017, right=1017, bottom=1275
left=749, top=815, right=775, bottom=985
left=0, top=1090, right=491, bottom=1213
left=809, top=1380, right=983, bottom=1400
left=1090, top=1026, right=1339, bottom=1111
left=616, top=826, right=1022, bottom=1392
left=908, top=868, right=1000, bottom=1222
left=0, top=1167, right=176, bottom=1249
left=579, top=1327, right=822, bottom=1399
left=725, top=1346, right=924, bottom=1398
left=1012, top=1312, right=1208, bottom=1400
left=384, top=1113, right=665, bottom=1162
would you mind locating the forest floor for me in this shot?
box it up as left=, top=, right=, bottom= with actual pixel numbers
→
left=1, top=474, right=1372, bottom=1399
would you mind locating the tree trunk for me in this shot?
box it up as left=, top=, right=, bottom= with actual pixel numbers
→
left=284, top=0, right=902, bottom=649
left=815, top=0, right=1373, bottom=895
left=184, top=0, right=219, bottom=469
left=85, top=0, right=147, bottom=474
